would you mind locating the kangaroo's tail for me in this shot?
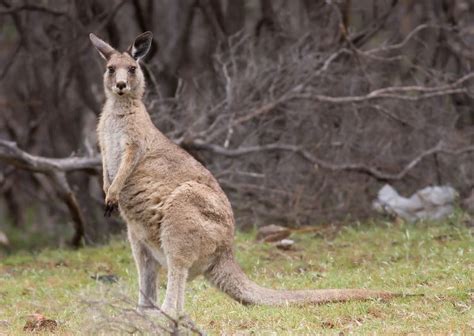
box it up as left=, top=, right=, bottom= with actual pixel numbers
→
left=205, top=250, right=396, bottom=306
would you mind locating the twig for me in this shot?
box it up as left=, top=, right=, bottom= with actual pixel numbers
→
left=0, top=139, right=101, bottom=246
left=83, top=289, right=206, bottom=335
left=0, top=40, right=22, bottom=80
left=139, top=290, right=207, bottom=336
left=0, top=139, right=101, bottom=173
left=296, top=88, right=467, bottom=104
left=187, top=139, right=474, bottom=181
left=0, top=4, right=70, bottom=17
left=366, top=24, right=452, bottom=55
left=348, top=0, right=399, bottom=47
left=231, top=72, right=473, bottom=126
left=50, top=172, right=86, bottom=247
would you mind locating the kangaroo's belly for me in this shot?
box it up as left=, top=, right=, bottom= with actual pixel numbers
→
left=119, top=181, right=166, bottom=241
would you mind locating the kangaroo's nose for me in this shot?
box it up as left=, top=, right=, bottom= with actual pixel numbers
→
left=116, top=82, right=126, bottom=90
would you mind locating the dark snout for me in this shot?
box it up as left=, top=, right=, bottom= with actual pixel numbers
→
left=116, top=81, right=127, bottom=95
left=116, top=82, right=126, bottom=90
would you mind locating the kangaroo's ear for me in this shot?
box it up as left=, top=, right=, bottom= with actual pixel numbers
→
left=89, top=33, right=116, bottom=60
left=128, top=31, right=153, bottom=61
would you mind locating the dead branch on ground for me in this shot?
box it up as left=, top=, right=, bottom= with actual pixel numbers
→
left=0, top=139, right=101, bottom=247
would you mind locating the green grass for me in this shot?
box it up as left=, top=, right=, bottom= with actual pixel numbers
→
left=0, top=214, right=473, bottom=335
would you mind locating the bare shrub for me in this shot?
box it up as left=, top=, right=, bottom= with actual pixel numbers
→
left=82, top=287, right=204, bottom=335
left=0, top=0, right=473, bottom=244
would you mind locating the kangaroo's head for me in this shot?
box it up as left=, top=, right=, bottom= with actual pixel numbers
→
left=89, top=32, right=153, bottom=99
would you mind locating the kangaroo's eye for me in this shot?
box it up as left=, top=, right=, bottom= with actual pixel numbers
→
left=107, top=66, right=115, bottom=74
left=128, top=66, right=137, bottom=74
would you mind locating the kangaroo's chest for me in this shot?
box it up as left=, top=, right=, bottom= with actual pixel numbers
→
left=100, top=116, right=127, bottom=181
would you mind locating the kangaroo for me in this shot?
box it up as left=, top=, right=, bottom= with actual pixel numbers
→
left=90, top=31, right=393, bottom=318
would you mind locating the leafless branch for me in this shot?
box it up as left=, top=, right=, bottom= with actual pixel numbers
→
left=0, top=140, right=101, bottom=173
left=348, top=0, right=399, bottom=47
left=0, top=4, right=69, bottom=17
left=0, top=139, right=101, bottom=246
left=366, top=24, right=447, bottom=55
left=188, top=139, right=474, bottom=181
left=296, top=88, right=468, bottom=104
left=50, top=172, right=86, bottom=247
left=83, top=289, right=206, bottom=335
left=228, top=73, right=473, bottom=128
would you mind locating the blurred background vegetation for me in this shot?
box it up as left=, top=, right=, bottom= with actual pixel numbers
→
left=0, top=0, right=473, bottom=250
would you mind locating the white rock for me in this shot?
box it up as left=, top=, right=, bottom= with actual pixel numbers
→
left=373, top=184, right=458, bottom=222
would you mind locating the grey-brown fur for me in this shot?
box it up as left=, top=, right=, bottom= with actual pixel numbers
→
left=90, top=32, right=393, bottom=318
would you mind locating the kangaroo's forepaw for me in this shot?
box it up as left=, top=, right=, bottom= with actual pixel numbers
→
left=104, top=202, right=118, bottom=217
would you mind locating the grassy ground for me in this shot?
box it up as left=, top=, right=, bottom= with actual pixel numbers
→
left=0, top=214, right=473, bottom=335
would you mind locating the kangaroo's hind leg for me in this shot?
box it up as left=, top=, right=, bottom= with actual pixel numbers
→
left=162, top=258, right=189, bottom=318
left=159, top=182, right=229, bottom=317
left=129, top=230, right=160, bottom=309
